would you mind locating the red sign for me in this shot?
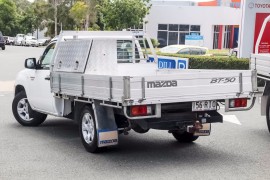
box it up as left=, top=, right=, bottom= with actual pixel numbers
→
left=254, top=13, right=270, bottom=53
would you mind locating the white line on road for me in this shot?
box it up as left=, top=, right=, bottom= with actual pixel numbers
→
left=222, top=114, right=241, bottom=125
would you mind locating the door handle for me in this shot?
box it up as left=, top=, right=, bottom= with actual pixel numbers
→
left=45, top=76, right=50, bottom=80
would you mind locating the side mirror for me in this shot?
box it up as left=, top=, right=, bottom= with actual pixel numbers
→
left=25, top=58, right=37, bottom=69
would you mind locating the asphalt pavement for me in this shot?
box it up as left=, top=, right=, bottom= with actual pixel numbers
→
left=1, top=46, right=270, bottom=180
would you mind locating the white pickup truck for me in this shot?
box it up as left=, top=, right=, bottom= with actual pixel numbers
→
left=250, top=15, right=270, bottom=132
left=12, top=31, right=257, bottom=153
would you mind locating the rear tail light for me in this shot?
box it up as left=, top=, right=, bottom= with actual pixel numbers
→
left=130, top=105, right=152, bottom=117
left=229, top=98, right=247, bottom=108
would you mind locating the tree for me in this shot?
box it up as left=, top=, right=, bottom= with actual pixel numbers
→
left=10, top=0, right=31, bottom=15
left=99, top=0, right=151, bottom=30
left=0, top=0, right=17, bottom=35
left=45, top=0, right=78, bottom=37
left=31, top=0, right=51, bottom=37
left=69, top=0, right=97, bottom=30
left=69, top=1, right=88, bottom=29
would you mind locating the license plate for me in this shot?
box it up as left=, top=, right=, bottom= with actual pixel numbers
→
left=192, top=100, right=217, bottom=111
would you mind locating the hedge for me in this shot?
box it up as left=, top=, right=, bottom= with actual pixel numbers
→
left=156, top=53, right=250, bottom=70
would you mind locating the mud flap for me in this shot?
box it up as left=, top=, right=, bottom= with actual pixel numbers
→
left=92, top=100, right=118, bottom=147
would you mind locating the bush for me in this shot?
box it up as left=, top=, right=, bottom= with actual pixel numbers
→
left=151, top=38, right=160, bottom=48
left=156, top=53, right=249, bottom=70
left=144, top=38, right=160, bottom=48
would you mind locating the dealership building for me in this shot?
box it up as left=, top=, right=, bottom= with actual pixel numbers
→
left=144, top=0, right=241, bottom=49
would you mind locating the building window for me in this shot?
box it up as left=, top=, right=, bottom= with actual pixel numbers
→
left=179, top=32, right=189, bottom=45
left=158, top=24, right=168, bottom=31
left=190, top=25, right=200, bottom=32
left=213, top=25, right=220, bottom=49
left=179, top=25, right=189, bottom=31
left=168, top=32, right=178, bottom=45
left=157, top=31, right=168, bottom=47
left=157, top=24, right=201, bottom=47
left=169, top=24, right=178, bottom=31
left=223, top=25, right=232, bottom=49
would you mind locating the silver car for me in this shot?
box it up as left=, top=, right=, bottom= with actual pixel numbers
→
left=22, top=36, right=39, bottom=47
left=14, top=34, right=25, bottom=46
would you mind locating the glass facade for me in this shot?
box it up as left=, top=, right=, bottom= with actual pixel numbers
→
left=213, top=25, right=220, bottom=49
left=223, top=25, right=233, bottom=49
left=157, top=24, right=201, bottom=47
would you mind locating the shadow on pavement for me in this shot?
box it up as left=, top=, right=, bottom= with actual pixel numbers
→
left=9, top=117, right=253, bottom=168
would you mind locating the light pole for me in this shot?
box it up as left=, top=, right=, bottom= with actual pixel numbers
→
left=54, top=0, right=58, bottom=36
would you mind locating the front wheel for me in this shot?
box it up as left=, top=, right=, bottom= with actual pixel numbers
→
left=172, top=131, right=199, bottom=143
left=12, top=91, right=47, bottom=126
left=79, top=106, right=100, bottom=153
left=266, top=97, right=270, bottom=132
left=2, top=46, right=5, bottom=50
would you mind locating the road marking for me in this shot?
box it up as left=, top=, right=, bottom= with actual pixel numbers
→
left=0, top=81, right=14, bottom=92
left=222, top=114, right=241, bottom=125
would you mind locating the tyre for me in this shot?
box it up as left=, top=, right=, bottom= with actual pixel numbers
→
left=172, top=131, right=199, bottom=143
left=266, top=97, right=270, bottom=132
left=2, top=46, right=5, bottom=50
left=12, top=91, right=47, bottom=126
left=79, top=106, right=100, bottom=153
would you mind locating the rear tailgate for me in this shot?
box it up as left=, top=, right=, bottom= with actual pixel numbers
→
left=126, top=70, right=257, bottom=105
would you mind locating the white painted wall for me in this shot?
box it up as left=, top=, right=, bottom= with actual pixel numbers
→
left=239, top=0, right=270, bottom=58
left=32, top=28, right=48, bottom=39
left=145, top=5, right=241, bottom=49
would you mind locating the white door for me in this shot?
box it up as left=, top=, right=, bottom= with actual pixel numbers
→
left=27, top=43, right=60, bottom=115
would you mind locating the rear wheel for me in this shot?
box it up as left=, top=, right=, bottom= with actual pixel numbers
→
left=12, top=91, right=47, bottom=126
left=172, top=131, right=199, bottom=143
left=79, top=106, right=100, bottom=153
left=266, top=97, right=270, bottom=132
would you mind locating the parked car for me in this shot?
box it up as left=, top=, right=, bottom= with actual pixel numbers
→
left=0, top=32, right=6, bottom=50
left=50, top=35, right=58, bottom=43
left=159, top=45, right=208, bottom=55
left=4, top=36, right=15, bottom=45
left=22, top=36, right=39, bottom=47
left=38, top=38, right=50, bottom=46
left=14, top=34, right=25, bottom=46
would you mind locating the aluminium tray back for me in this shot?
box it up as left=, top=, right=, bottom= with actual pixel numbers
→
left=51, top=72, right=124, bottom=102
left=251, top=54, right=270, bottom=79
left=51, top=69, right=255, bottom=105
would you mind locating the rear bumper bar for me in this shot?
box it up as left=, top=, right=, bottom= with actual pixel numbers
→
left=131, top=110, right=222, bottom=130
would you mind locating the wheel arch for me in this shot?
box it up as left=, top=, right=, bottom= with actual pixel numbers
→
left=74, top=101, right=92, bottom=121
left=15, top=85, right=25, bottom=96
